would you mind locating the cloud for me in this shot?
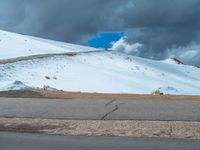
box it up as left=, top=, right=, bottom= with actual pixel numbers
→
left=111, top=37, right=142, bottom=55
left=121, top=0, right=200, bottom=65
left=0, top=0, right=133, bottom=44
left=0, top=0, right=200, bottom=65
left=167, top=43, right=200, bottom=65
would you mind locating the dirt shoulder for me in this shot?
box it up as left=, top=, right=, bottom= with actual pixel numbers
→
left=0, top=89, right=200, bottom=101
left=0, top=117, right=199, bottom=139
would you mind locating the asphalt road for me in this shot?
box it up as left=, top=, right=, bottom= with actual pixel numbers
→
left=0, top=97, right=200, bottom=121
left=0, top=132, right=200, bottom=150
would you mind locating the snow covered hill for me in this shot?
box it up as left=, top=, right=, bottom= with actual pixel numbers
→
left=0, top=30, right=98, bottom=60
left=0, top=30, right=200, bottom=95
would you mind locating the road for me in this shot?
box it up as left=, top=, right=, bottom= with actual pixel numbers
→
left=0, top=50, right=100, bottom=65
left=0, top=132, right=199, bottom=150
left=0, top=97, right=200, bottom=121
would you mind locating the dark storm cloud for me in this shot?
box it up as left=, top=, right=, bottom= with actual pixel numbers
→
left=123, top=0, right=200, bottom=64
left=0, top=0, right=129, bottom=43
left=0, top=0, right=200, bottom=65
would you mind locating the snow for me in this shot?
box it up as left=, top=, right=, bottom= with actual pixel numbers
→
left=0, top=29, right=200, bottom=95
left=0, top=51, right=200, bottom=95
left=2, top=81, right=28, bottom=91
left=0, top=30, right=99, bottom=60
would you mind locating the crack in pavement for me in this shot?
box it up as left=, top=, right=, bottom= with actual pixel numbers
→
left=101, top=105, right=119, bottom=120
left=37, top=110, right=49, bottom=118
left=105, top=99, right=116, bottom=107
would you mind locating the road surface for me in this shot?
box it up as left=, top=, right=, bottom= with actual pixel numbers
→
left=0, top=97, right=200, bottom=121
left=0, top=132, right=200, bottom=150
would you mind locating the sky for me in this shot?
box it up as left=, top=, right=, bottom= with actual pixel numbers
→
left=0, top=0, right=200, bottom=65
left=88, top=32, right=124, bottom=49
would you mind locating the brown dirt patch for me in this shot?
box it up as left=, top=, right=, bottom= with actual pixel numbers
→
left=0, top=89, right=200, bottom=101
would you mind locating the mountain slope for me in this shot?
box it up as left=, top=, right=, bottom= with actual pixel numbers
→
left=0, top=51, right=200, bottom=95
left=0, top=30, right=98, bottom=60
left=0, top=30, right=200, bottom=95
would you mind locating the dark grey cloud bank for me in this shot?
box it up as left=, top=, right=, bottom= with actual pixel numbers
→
left=0, top=0, right=200, bottom=65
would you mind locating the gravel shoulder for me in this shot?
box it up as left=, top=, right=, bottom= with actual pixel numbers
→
left=0, top=118, right=200, bottom=140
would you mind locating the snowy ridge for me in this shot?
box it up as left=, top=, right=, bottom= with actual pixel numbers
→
left=0, top=30, right=200, bottom=95
left=0, top=30, right=98, bottom=60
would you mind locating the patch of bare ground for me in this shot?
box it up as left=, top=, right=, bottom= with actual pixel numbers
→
left=0, top=89, right=44, bottom=98
left=0, top=89, right=200, bottom=101
left=0, top=117, right=199, bottom=139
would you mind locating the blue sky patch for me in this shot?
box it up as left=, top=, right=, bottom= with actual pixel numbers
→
left=88, top=32, right=124, bottom=49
